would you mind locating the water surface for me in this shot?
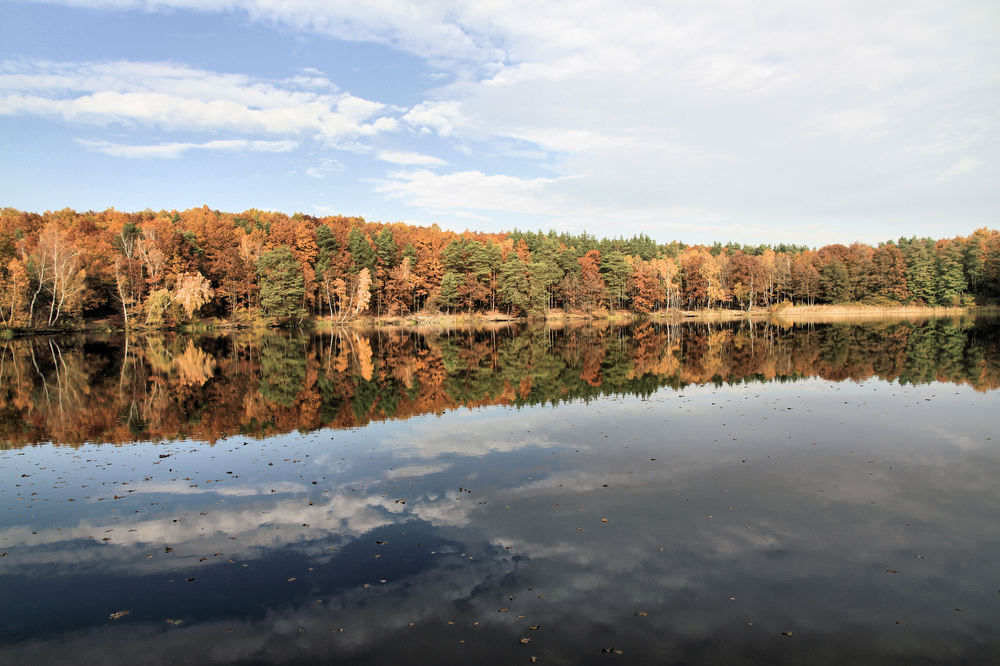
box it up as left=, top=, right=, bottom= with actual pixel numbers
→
left=1, top=318, right=998, bottom=664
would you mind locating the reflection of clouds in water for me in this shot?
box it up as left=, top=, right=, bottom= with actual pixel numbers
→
left=3, top=380, right=999, bottom=663
left=384, top=463, right=453, bottom=479
left=0, top=491, right=411, bottom=574
left=0, top=540, right=519, bottom=665
left=138, top=481, right=306, bottom=497
left=0, top=480, right=495, bottom=577
left=378, top=409, right=563, bottom=460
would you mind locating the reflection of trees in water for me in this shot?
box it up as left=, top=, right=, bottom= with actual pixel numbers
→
left=259, top=335, right=306, bottom=407
left=0, top=316, right=997, bottom=446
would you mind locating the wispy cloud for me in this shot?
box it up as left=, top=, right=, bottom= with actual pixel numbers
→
left=76, top=138, right=298, bottom=158
left=376, top=150, right=446, bottom=166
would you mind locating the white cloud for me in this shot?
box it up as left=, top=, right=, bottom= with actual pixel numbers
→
left=303, top=157, right=345, bottom=179
left=934, top=157, right=983, bottom=183
left=377, top=169, right=571, bottom=215
left=402, top=100, right=466, bottom=137
left=76, top=138, right=298, bottom=158
left=806, top=107, right=891, bottom=136
left=0, top=59, right=395, bottom=142
left=376, top=150, right=446, bottom=166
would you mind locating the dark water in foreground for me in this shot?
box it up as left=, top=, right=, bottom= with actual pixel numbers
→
left=1, top=318, right=998, bottom=664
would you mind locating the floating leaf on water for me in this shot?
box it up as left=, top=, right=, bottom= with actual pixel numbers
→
left=886, top=569, right=899, bottom=574
left=519, top=638, right=531, bottom=645
left=529, top=625, right=540, bottom=630
left=166, top=618, right=183, bottom=625
left=781, top=631, right=793, bottom=637
left=186, top=577, right=196, bottom=582
left=287, top=577, right=296, bottom=582
left=634, top=610, right=648, bottom=616
left=109, top=610, right=130, bottom=620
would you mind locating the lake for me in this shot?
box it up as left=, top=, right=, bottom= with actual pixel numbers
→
left=1, top=316, right=998, bottom=664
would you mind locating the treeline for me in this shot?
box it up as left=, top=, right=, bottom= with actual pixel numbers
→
left=1, top=206, right=999, bottom=329
left=1, top=318, right=996, bottom=446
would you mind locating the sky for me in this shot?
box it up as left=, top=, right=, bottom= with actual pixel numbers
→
left=0, top=1, right=997, bottom=246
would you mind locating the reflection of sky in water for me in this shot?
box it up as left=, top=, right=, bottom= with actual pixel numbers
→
left=1, top=378, right=998, bottom=664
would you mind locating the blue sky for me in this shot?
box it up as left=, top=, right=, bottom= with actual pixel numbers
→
left=1, top=1, right=997, bottom=246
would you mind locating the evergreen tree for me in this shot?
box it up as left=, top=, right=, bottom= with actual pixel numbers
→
left=437, top=272, right=461, bottom=313
left=935, top=241, right=967, bottom=306
left=257, top=246, right=306, bottom=322
left=901, top=238, right=936, bottom=304
left=498, top=254, right=531, bottom=314
left=347, top=227, right=375, bottom=273
left=599, top=250, right=631, bottom=309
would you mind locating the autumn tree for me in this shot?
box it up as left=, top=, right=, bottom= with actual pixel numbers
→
left=0, top=258, right=28, bottom=327
left=173, top=271, right=214, bottom=319
left=626, top=256, right=665, bottom=314
left=34, top=223, right=86, bottom=326
left=791, top=252, right=820, bottom=305
left=729, top=252, right=765, bottom=311
left=578, top=250, right=606, bottom=310
left=871, top=243, right=910, bottom=302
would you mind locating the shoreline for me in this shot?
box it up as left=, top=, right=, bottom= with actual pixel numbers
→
left=1, top=304, right=990, bottom=337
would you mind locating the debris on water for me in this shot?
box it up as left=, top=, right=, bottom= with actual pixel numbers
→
left=109, top=610, right=130, bottom=620
left=781, top=631, right=793, bottom=637
left=519, top=638, right=531, bottom=645
left=634, top=610, right=648, bottom=616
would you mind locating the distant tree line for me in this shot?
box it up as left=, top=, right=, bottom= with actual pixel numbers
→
left=1, top=206, right=998, bottom=329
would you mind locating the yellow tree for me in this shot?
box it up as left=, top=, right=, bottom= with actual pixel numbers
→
left=173, top=271, right=214, bottom=319
left=0, top=258, right=29, bottom=327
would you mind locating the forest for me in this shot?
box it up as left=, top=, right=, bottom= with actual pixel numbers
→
left=1, top=319, right=996, bottom=447
left=1, top=206, right=999, bottom=331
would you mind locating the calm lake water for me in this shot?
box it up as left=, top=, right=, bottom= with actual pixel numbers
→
left=1, top=317, right=998, bottom=664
